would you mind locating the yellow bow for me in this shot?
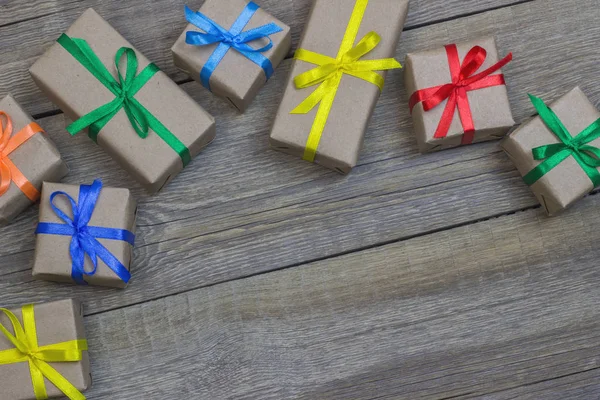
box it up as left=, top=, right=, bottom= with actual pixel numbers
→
left=0, top=305, right=88, bottom=400
left=290, top=0, right=402, bottom=163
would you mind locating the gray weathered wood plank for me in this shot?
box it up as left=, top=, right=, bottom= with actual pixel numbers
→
left=480, top=368, right=600, bottom=400
left=68, top=195, right=600, bottom=399
left=0, top=0, right=528, bottom=117
left=1, top=0, right=598, bottom=314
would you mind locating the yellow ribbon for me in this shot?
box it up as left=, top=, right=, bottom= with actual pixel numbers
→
left=0, top=305, right=88, bottom=400
left=291, top=0, right=402, bottom=162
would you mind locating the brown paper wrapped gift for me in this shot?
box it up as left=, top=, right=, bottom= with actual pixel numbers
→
left=29, top=8, right=216, bottom=194
left=405, top=37, right=515, bottom=153
left=501, top=87, right=600, bottom=216
left=172, top=0, right=291, bottom=112
left=33, top=181, right=137, bottom=288
left=0, top=95, right=68, bottom=226
left=0, top=299, right=91, bottom=400
left=269, top=0, right=409, bottom=174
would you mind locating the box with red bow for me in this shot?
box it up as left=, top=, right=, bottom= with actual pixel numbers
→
left=405, top=37, right=515, bottom=153
left=0, top=95, right=68, bottom=225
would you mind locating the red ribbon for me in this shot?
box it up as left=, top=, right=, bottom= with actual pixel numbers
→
left=409, top=44, right=513, bottom=145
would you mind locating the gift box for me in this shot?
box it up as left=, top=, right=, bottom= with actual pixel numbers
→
left=405, top=37, right=515, bottom=153
left=269, top=0, right=409, bottom=174
left=171, top=0, right=291, bottom=112
left=501, top=87, right=600, bottom=216
left=33, top=180, right=137, bottom=288
left=29, top=8, right=216, bottom=194
left=0, top=299, right=91, bottom=400
left=0, top=95, right=68, bottom=226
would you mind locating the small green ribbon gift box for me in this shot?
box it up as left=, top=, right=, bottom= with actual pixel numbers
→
left=502, top=87, right=600, bottom=216
left=30, top=8, right=216, bottom=194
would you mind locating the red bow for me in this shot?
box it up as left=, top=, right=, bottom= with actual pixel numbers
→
left=409, top=44, right=512, bottom=145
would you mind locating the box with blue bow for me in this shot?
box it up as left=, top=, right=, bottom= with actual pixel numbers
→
left=32, top=180, right=137, bottom=288
left=172, top=0, right=291, bottom=112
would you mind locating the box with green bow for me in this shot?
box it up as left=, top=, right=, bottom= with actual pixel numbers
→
left=502, top=87, right=600, bottom=216
left=29, top=8, right=216, bottom=194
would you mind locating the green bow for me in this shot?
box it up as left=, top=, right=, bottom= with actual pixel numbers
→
left=523, top=94, right=600, bottom=187
left=57, top=34, right=191, bottom=166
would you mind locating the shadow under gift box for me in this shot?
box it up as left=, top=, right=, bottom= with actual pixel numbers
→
left=404, top=36, right=515, bottom=153
left=33, top=182, right=137, bottom=288
left=269, top=0, right=409, bottom=174
left=0, top=95, right=68, bottom=226
left=172, top=0, right=292, bottom=113
left=0, top=299, right=91, bottom=400
left=29, top=8, right=216, bottom=194
left=501, top=87, right=600, bottom=216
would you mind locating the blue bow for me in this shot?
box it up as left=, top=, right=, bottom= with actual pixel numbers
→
left=35, top=180, right=135, bottom=285
left=184, top=2, right=283, bottom=90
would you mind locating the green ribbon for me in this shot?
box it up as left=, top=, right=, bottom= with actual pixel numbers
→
left=57, top=34, right=191, bottom=166
left=523, top=94, right=600, bottom=187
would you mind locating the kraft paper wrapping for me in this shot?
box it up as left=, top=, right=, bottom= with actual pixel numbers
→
left=270, top=0, right=409, bottom=174
left=502, top=87, right=600, bottom=216
left=30, top=8, right=216, bottom=194
left=0, top=95, right=68, bottom=226
left=0, top=299, right=91, bottom=400
left=405, top=37, right=515, bottom=153
left=33, top=182, right=137, bottom=288
left=172, top=0, right=292, bottom=112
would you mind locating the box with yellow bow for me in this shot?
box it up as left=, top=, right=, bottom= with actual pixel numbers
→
left=0, top=299, right=91, bottom=400
left=270, top=0, right=409, bottom=174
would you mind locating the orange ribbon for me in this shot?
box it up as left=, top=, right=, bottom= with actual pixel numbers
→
left=0, top=111, right=43, bottom=202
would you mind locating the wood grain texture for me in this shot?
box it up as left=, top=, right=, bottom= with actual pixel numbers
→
left=72, top=195, right=600, bottom=399
left=1, top=0, right=599, bottom=398
left=0, top=0, right=595, bottom=310
left=0, top=0, right=526, bottom=117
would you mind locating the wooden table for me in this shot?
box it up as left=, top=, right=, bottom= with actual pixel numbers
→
left=1, top=0, right=599, bottom=398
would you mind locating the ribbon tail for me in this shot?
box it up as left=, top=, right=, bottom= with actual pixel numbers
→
left=29, top=359, right=48, bottom=400
left=33, top=359, right=86, bottom=400
left=303, top=76, right=342, bottom=162
left=344, top=70, right=385, bottom=91
left=2, top=158, right=40, bottom=201
left=67, top=98, right=123, bottom=137
left=0, top=161, right=11, bottom=197
left=129, top=98, right=191, bottom=166
left=523, top=149, right=572, bottom=186
left=91, top=237, right=132, bottom=284
left=433, top=93, right=458, bottom=140
left=291, top=81, right=331, bottom=114
left=237, top=50, right=275, bottom=79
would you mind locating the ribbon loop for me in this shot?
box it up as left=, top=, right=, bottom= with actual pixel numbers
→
left=0, top=111, right=43, bottom=201
left=0, top=305, right=88, bottom=400
left=35, top=179, right=135, bottom=285
left=184, top=3, right=283, bottom=90
left=523, top=94, right=600, bottom=187
left=290, top=0, right=402, bottom=164
left=57, top=34, right=192, bottom=166
left=409, top=44, right=512, bottom=144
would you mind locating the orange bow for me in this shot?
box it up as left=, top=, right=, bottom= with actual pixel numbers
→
left=0, top=111, right=43, bottom=201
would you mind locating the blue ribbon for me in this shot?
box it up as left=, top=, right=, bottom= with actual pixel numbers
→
left=35, top=180, right=135, bottom=285
left=184, top=2, right=283, bottom=90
